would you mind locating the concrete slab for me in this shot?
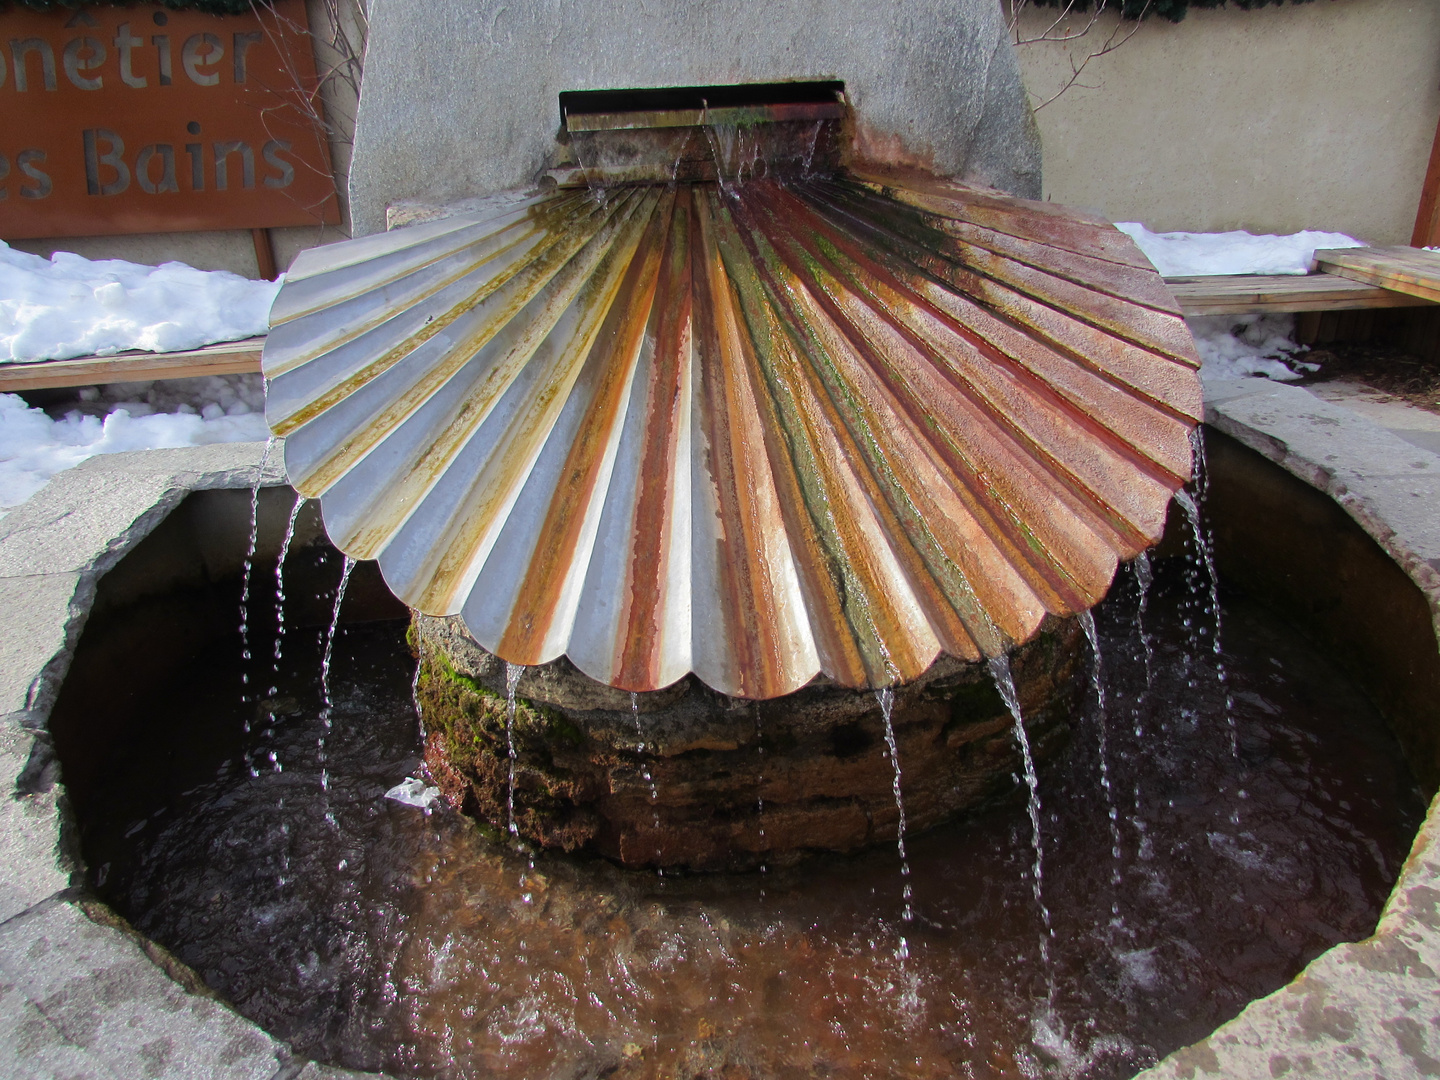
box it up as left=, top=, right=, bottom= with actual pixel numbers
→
left=0, top=443, right=283, bottom=580
left=0, top=725, right=71, bottom=925
left=292, top=1061, right=389, bottom=1079
left=0, top=899, right=284, bottom=1080
left=1198, top=374, right=1276, bottom=408
left=1207, top=382, right=1440, bottom=482
left=1333, top=473, right=1440, bottom=566
left=0, top=574, right=85, bottom=717
left=1308, top=379, right=1440, bottom=457
left=0, top=977, right=123, bottom=1080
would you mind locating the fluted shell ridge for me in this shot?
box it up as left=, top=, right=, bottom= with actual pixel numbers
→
left=263, top=170, right=1201, bottom=698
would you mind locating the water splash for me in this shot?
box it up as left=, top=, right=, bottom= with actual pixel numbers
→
left=317, top=556, right=354, bottom=799
left=989, top=654, right=1055, bottom=1002
left=876, top=686, right=913, bottom=963
left=238, top=436, right=276, bottom=700
left=505, top=663, right=524, bottom=838
left=1079, top=610, right=1124, bottom=925
left=267, top=497, right=305, bottom=698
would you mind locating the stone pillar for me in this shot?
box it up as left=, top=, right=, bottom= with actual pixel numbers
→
left=413, top=613, right=1083, bottom=871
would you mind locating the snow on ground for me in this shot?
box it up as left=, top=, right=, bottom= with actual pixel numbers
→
left=1116, top=222, right=1364, bottom=278
left=0, top=375, right=268, bottom=512
left=1, top=241, right=279, bottom=363
left=1186, top=313, right=1315, bottom=382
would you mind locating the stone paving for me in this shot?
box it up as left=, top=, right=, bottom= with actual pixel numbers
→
left=3, top=378, right=1440, bottom=1078
left=1306, top=380, right=1440, bottom=458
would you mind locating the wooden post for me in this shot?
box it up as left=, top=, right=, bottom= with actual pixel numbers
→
left=252, top=227, right=279, bottom=281
left=1413, top=108, right=1440, bottom=248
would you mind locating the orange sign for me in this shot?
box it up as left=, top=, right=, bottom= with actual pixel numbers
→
left=0, top=1, right=339, bottom=239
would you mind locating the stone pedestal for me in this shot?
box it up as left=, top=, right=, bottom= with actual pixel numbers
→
left=413, top=614, right=1084, bottom=871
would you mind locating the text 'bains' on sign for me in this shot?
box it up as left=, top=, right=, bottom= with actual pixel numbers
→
left=0, top=0, right=339, bottom=239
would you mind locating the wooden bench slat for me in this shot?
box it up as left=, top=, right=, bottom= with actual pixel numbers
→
left=1313, top=246, right=1440, bottom=305
left=0, top=337, right=264, bottom=393
left=1165, top=272, right=1434, bottom=316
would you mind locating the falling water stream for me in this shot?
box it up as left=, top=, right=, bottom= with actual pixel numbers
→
left=1079, top=611, right=1125, bottom=926
left=754, top=703, right=768, bottom=890
left=1175, top=489, right=1238, bottom=770
left=1132, top=553, right=1155, bottom=692
left=1129, top=553, right=1156, bottom=868
left=875, top=686, right=914, bottom=959
left=505, top=662, right=524, bottom=839
left=318, top=556, right=355, bottom=803
left=989, top=654, right=1056, bottom=1006
left=267, top=498, right=305, bottom=698
left=237, top=436, right=276, bottom=699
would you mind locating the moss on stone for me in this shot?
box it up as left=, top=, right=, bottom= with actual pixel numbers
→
left=417, top=646, right=601, bottom=848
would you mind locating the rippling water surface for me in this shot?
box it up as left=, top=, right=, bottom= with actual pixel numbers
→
left=83, top=563, right=1424, bottom=1079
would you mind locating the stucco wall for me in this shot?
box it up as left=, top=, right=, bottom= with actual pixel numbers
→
left=345, top=0, right=1040, bottom=237
left=1016, top=0, right=1440, bottom=245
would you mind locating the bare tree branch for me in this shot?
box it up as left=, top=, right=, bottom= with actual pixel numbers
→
left=1009, top=0, right=1155, bottom=111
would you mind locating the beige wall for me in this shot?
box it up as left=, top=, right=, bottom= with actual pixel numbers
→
left=7, top=0, right=362, bottom=278
left=1016, top=0, right=1440, bottom=244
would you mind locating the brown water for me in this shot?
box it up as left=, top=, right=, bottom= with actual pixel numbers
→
left=80, top=562, right=1424, bottom=1079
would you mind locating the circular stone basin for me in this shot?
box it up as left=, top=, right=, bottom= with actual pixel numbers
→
left=414, top=614, right=1085, bottom=870
left=38, top=427, right=1437, bottom=1079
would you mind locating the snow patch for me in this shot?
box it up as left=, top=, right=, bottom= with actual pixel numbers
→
left=1, top=241, right=279, bottom=362
left=1187, top=313, right=1315, bottom=382
left=1116, top=222, right=1364, bottom=277
left=0, top=375, right=268, bottom=511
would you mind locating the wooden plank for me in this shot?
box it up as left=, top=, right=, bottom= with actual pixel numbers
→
left=1314, top=246, right=1440, bottom=304
left=1165, top=272, right=1434, bottom=316
left=0, top=338, right=264, bottom=393
left=252, top=228, right=279, bottom=282
left=1413, top=108, right=1440, bottom=248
